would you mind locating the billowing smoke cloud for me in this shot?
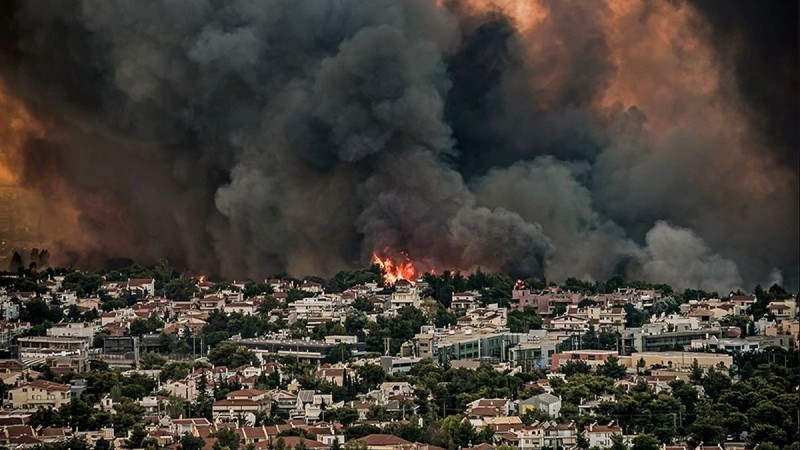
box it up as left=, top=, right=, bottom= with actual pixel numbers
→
left=640, top=221, right=742, bottom=293
left=0, top=0, right=796, bottom=291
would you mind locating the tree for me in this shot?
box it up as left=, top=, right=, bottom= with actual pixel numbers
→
left=140, top=352, right=168, bottom=369
left=113, top=398, right=145, bottom=435
left=164, top=277, right=197, bottom=301
left=124, top=425, right=148, bottom=449
left=55, top=398, right=93, bottom=430
left=244, top=281, right=273, bottom=298
left=583, top=325, right=600, bottom=349
left=208, top=342, right=259, bottom=368
left=327, top=343, right=352, bottom=364
left=356, top=364, right=386, bottom=390
left=595, top=356, right=627, bottom=379
left=507, top=308, right=542, bottom=333
left=439, top=415, right=476, bottom=450
left=329, top=406, right=359, bottom=427
left=179, top=433, right=206, bottom=450
left=562, top=360, right=591, bottom=377
left=610, top=434, right=628, bottom=450
left=95, top=438, right=112, bottom=450
left=631, top=434, right=659, bottom=450
left=62, top=271, right=103, bottom=296
left=212, top=428, right=242, bottom=450
left=576, top=433, right=590, bottom=450
left=689, top=359, right=703, bottom=383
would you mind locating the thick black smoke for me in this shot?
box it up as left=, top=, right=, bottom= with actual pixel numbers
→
left=0, top=0, right=797, bottom=292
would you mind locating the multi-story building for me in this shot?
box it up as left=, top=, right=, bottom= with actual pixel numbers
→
left=16, top=336, right=90, bottom=368
left=508, top=334, right=571, bottom=370
left=389, top=280, right=420, bottom=310
left=5, top=380, right=71, bottom=409
left=551, top=350, right=619, bottom=370
left=46, top=322, right=98, bottom=339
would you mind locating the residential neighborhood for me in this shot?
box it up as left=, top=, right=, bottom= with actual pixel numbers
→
left=0, top=264, right=794, bottom=450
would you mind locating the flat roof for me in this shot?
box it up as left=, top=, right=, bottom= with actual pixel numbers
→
left=17, top=336, right=89, bottom=343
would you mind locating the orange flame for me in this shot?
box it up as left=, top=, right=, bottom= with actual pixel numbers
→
left=195, top=274, right=208, bottom=284
left=372, top=252, right=418, bottom=285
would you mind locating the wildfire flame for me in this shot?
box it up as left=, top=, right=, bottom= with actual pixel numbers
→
left=372, top=252, right=418, bottom=285
left=195, top=274, right=208, bottom=284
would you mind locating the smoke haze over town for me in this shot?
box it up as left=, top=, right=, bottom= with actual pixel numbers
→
left=0, top=0, right=796, bottom=292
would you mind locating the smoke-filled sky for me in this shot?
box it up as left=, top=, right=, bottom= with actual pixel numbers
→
left=0, top=0, right=796, bottom=292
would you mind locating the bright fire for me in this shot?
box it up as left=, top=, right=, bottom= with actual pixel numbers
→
left=372, top=252, right=418, bottom=285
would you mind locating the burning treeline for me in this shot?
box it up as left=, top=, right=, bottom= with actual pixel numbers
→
left=0, top=0, right=796, bottom=292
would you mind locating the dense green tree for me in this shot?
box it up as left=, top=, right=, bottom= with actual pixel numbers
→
left=124, top=425, right=148, bottom=449
left=624, top=304, right=649, bottom=328
left=19, top=298, right=63, bottom=324
left=507, top=308, right=542, bottom=333
left=164, top=277, right=198, bottom=300
left=631, top=434, right=659, bottom=450
left=439, top=415, right=477, bottom=450
left=327, top=406, right=359, bottom=426
left=243, top=281, right=273, bottom=298
left=212, top=428, right=242, bottom=450
left=561, top=360, right=591, bottom=377
left=55, top=398, right=94, bottom=430
left=113, top=398, right=145, bottom=435
left=595, top=356, right=627, bottom=379
left=179, top=433, right=206, bottom=450
left=207, top=342, right=259, bottom=368
left=62, top=271, right=103, bottom=296
left=610, top=434, right=628, bottom=450
left=357, top=364, right=387, bottom=390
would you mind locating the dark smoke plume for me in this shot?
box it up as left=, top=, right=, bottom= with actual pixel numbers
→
left=0, top=0, right=796, bottom=292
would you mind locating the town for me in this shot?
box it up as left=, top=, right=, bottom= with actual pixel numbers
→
left=0, top=262, right=795, bottom=450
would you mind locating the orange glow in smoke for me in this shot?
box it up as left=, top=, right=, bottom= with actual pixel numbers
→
left=195, top=274, right=208, bottom=284
left=372, top=252, right=418, bottom=285
left=0, top=80, right=45, bottom=186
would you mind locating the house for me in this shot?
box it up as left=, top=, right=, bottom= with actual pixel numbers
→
left=5, top=380, right=71, bottom=409
left=520, top=393, right=561, bottom=418
left=198, top=296, right=225, bottom=311
left=378, top=382, right=413, bottom=399
left=170, top=418, right=212, bottom=436
left=162, top=380, right=199, bottom=402
left=127, top=278, right=156, bottom=297
left=225, top=302, right=257, bottom=315
left=315, top=366, right=349, bottom=386
left=541, top=421, right=577, bottom=449
left=551, top=350, right=618, bottom=370
left=767, top=300, right=797, bottom=322
left=213, top=388, right=274, bottom=421
left=300, top=281, right=324, bottom=294
left=451, top=292, right=478, bottom=311
left=582, top=422, right=622, bottom=448
left=356, top=434, right=416, bottom=450
left=389, top=280, right=420, bottom=310
left=728, top=295, right=756, bottom=312
left=466, top=399, right=514, bottom=417
left=46, top=322, right=98, bottom=339
left=273, top=436, right=330, bottom=450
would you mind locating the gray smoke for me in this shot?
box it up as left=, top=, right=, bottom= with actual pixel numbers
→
left=1, top=0, right=797, bottom=291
